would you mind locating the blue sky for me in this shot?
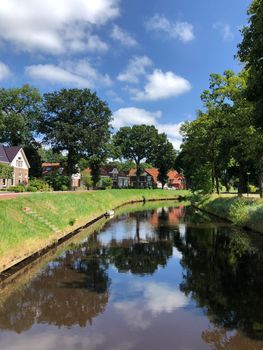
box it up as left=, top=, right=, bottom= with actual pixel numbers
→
left=0, top=0, right=251, bottom=148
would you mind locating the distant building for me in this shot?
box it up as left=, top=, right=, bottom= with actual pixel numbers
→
left=128, top=168, right=185, bottom=189
left=83, top=166, right=129, bottom=188
left=41, top=162, right=81, bottom=189
left=41, top=162, right=62, bottom=176
left=0, top=146, right=30, bottom=189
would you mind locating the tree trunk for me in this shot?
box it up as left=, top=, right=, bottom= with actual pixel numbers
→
left=211, top=166, right=215, bottom=193
left=67, top=151, right=74, bottom=190
left=259, top=160, right=263, bottom=198
left=215, top=175, right=220, bottom=195
left=238, top=164, right=245, bottom=197
left=136, top=162, right=140, bottom=189
left=135, top=216, right=140, bottom=242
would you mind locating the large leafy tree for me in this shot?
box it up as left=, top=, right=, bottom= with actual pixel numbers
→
left=0, top=85, right=42, bottom=177
left=113, top=124, right=159, bottom=187
left=237, top=0, right=263, bottom=127
left=237, top=0, right=263, bottom=196
left=0, top=84, right=42, bottom=146
left=178, top=70, right=256, bottom=195
left=40, top=88, right=112, bottom=178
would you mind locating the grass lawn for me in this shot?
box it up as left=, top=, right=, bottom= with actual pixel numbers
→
left=0, top=189, right=189, bottom=272
left=193, top=194, right=263, bottom=234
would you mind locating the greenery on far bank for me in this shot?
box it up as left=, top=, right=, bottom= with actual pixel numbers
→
left=176, top=0, right=263, bottom=196
left=192, top=194, right=263, bottom=234
left=0, top=189, right=189, bottom=272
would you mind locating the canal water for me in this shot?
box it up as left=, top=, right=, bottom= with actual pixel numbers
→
left=0, top=202, right=263, bottom=350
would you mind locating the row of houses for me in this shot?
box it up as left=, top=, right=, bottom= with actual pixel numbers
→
left=0, top=146, right=185, bottom=190
left=64, top=165, right=184, bottom=189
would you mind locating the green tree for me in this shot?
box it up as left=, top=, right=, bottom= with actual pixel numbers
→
left=179, top=70, right=255, bottom=195
left=38, top=148, right=66, bottom=164
left=237, top=0, right=263, bottom=196
left=40, top=89, right=112, bottom=181
left=81, top=174, right=93, bottom=190
left=113, top=125, right=159, bottom=188
left=237, top=0, right=263, bottom=128
left=151, top=133, right=177, bottom=188
left=0, top=163, right=13, bottom=179
left=0, top=84, right=42, bottom=146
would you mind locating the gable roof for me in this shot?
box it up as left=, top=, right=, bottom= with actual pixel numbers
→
left=0, top=146, right=9, bottom=163
left=0, top=145, right=30, bottom=168
left=0, top=146, right=21, bottom=163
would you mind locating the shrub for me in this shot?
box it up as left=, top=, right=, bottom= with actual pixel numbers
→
left=7, top=185, right=25, bottom=193
left=249, top=184, right=258, bottom=193
left=43, top=174, right=69, bottom=191
left=69, top=218, right=76, bottom=226
left=101, top=177, right=113, bottom=189
left=82, top=174, right=93, bottom=190
left=27, top=186, right=38, bottom=192
left=29, top=178, right=52, bottom=192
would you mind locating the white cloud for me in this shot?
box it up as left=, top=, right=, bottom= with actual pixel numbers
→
left=111, top=25, right=137, bottom=47
left=146, top=14, right=194, bottom=42
left=0, top=331, right=105, bottom=350
left=0, top=0, right=119, bottom=54
left=0, top=61, right=11, bottom=80
left=117, top=56, right=153, bottom=84
left=26, top=60, right=112, bottom=88
left=114, top=281, right=188, bottom=329
left=213, top=23, right=234, bottom=41
left=131, top=69, right=191, bottom=101
left=112, top=107, right=184, bottom=149
left=112, top=107, right=161, bottom=128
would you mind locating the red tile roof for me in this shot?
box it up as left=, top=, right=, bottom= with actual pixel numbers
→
left=42, top=163, right=60, bottom=167
left=129, top=168, right=183, bottom=184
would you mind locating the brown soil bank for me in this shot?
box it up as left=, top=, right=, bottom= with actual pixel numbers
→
left=193, top=194, right=263, bottom=234
left=0, top=189, right=189, bottom=274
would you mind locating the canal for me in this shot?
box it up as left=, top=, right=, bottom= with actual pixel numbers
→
left=0, top=202, right=263, bottom=349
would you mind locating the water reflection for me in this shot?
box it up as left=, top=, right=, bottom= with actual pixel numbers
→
left=0, top=239, right=110, bottom=331
left=175, top=223, right=263, bottom=340
left=0, top=204, right=263, bottom=350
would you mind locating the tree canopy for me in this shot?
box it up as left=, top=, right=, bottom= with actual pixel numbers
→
left=40, top=88, right=112, bottom=177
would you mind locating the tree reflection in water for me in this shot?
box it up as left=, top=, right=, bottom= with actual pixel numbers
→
left=0, top=207, right=178, bottom=333
left=106, top=211, right=174, bottom=275
left=202, top=327, right=263, bottom=350
left=1, top=205, right=263, bottom=343
left=174, top=223, right=263, bottom=340
left=0, top=236, right=111, bottom=332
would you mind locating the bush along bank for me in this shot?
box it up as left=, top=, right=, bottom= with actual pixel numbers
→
left=0, top=189, right=190, bottom=274
left=192, top=194, right=263, bottom=234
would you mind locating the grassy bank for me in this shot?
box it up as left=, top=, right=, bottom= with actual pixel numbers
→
left=193, top=194, right=263, bottom=233
left=0, top=189, right=189, bottom=272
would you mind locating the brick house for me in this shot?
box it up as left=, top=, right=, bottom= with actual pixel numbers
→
left=128, top=168, right=185, bottom=189
left=0, top=146, right=30, bottom=189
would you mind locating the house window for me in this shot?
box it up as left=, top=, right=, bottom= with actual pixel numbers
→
left=2, top=179, right=6, bottom=187
left=16, top=157, right=23, bottom=168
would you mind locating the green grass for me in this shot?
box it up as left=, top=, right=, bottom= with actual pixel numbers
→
left=0, top=189, right=189, bottom=271
left=192, top=194, right=263, bottom=233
